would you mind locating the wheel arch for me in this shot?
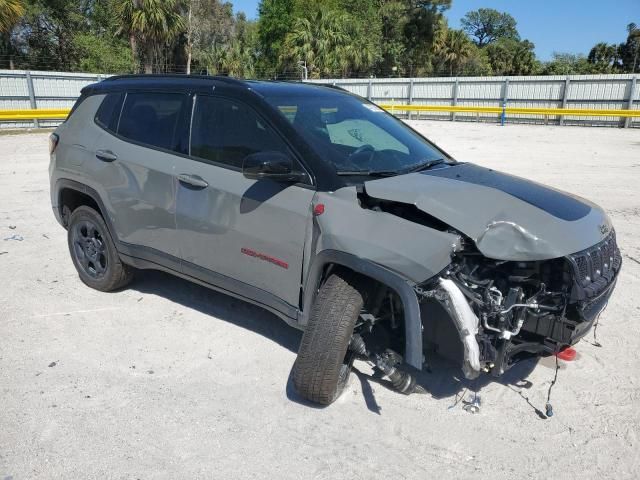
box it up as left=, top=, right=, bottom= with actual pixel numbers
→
left=55, top=179, right=113, bottom=234
left=301, top=249, right=424, bottom=370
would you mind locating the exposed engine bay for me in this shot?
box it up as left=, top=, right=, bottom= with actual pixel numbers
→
left=351, top=215, right=621, bottom=385
left=417, top=230, right=622, bottom=379
left=312, top=172, right=624, bottom=407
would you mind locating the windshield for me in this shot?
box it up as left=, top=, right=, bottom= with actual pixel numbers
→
left=265, top=93, right=451, bottom=175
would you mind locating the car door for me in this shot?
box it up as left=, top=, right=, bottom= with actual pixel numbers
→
left=174, top=94, right=315, bottom=308
left=89, top=91, right=189, bottom=266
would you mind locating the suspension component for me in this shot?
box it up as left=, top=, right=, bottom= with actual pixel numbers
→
left=373, top=351, right=417, bottom=395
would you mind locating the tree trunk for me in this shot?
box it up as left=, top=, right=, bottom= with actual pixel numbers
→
left=0, top=33, right=13, bottom=69
left=186, top=2, right=193, bottom=75
left=130, top=34, right=138, bottom=73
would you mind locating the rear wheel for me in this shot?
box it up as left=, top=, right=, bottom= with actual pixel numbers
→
left=292, top=271, right=363, bottom=405
left=67, top=206, right=133, bottom=292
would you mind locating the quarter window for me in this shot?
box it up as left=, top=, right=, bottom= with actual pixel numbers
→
left=95, top=92, right=124, bottom=132
left=117, top=92, right=187, bottom=153
left=190, top=96, right=290, bottom=168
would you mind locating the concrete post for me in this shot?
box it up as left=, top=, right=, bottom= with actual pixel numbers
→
left=451, top=78, right=459, bottom=122
left=559, top=77, right=570, bottom=126
left=501, top=78, right=509, bottom=125
left=25, top=71, right=40, bottom=129
left=624, top=76, right=637, bottom=129
left=367, top=78, right=372, bottom=101
left=408, top=78, right=414, bottom=120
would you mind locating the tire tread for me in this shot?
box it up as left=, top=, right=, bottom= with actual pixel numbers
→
left=292, top=271, right=363, bottom=405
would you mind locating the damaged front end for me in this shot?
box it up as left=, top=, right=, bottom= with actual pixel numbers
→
left=416, top=230, right=622, bottom=379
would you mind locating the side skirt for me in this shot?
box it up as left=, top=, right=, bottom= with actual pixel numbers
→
left=118, top=245, right=303, bottom=331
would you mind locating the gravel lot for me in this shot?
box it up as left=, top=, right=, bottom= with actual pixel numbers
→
left=1, top=121, right=639, bottom=479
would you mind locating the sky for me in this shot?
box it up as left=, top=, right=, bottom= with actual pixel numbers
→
left=230, top=0, right=639, bottom=61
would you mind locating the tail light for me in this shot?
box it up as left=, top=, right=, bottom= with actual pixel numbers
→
left=49, top=133, right=59, bottom=155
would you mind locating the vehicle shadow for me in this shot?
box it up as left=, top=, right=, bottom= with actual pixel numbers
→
left=128, top=270, right=542, bottom=415
left=129, top=269, right=302, bottom=354
left=352, top=354, right=542, bottom=416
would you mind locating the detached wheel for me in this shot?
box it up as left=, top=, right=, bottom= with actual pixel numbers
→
left=293, top=271, right=363, bottom=405
left=67, top=206, right=133, bottom=292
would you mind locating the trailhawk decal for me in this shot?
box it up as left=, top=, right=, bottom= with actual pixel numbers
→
left=241, top=247, right=289, bottom=269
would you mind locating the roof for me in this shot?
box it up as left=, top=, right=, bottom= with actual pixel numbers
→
left=86, top=74, right=349, bottom=98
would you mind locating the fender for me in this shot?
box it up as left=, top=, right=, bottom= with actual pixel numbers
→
left=53, top=179, right=117, bottom=233
left=300, top=249, right=424, bottom=370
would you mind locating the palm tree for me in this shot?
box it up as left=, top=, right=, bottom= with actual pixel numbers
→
left=0, top=0, right=23, bottom=70
left=588, top=42, right=619, bottom=72
left=0, top=0, right=22, bottom=33
left=115, top=0, right=184, bottom=73
left=627, top=23, right=639, bottom=72
left=435, top=29, right=474, bottom=76
left=281, top=10, right=353, bottom=78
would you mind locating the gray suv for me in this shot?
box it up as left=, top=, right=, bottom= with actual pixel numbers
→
left=49, top=75, right=621, bottom=406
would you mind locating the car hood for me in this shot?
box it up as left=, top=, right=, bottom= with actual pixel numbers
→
left=363, top=163, right=612, bottom=261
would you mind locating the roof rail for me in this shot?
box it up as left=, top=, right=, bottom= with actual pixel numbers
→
left=102, top=74, right=248, bottom=86
left=316, top=83, right=348, bottom=92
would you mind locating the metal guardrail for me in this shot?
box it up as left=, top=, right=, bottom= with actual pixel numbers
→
left=380, top=104, right=640, bottom=117
left=0, top=109, right=70, bottom=121
left=1, top=105, right=639, bottom=124
left=2, top=71, right=637, bottom=128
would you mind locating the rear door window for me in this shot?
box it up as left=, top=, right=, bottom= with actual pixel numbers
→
left=117, top=92, right=188, bottom=153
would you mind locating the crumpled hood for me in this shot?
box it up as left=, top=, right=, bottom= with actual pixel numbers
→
left=363, top=163, right=612, bottom=261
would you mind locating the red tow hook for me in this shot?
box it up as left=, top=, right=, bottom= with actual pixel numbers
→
left=556, top=346, right=577, bottom=361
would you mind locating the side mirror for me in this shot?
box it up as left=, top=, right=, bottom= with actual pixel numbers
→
left=242, top=151, right=306, bottom=183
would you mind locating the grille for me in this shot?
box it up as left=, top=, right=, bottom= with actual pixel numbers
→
left=568, top=230, right=621, bottom=301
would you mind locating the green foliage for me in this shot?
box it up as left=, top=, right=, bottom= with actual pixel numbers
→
left=433, top=28, right=474, bottom=75
left=486, top=38, right=539, bottom=75
left=115, top=0, right=184, bottom=73
left=461, top=8, right=518, bottom=47
left=403, top=2, right=449, bottom=75
left=587, top=42, right=621, bottom=72
left=619, top=23, right=639, bottom=73
left=541, top=53, right=593, bottom=75
left=378, top=0, right=407, bottom=74
left=73, top=33, right=133, bottom=73
left=1, top=0, right=637, bottom=79
left=0, top=0, right=24, bottom=33
left=257, top=0, right=294, bottom=74
left=183, top=0, right=236, bottom=74
left=196, top=11, right=257, bottom=77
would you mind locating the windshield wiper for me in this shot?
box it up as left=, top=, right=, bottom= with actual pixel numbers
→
left=336, top=170, right=399, bottom=177
left=336, top=159, right=447, bottom=177
left=402, top=158, right=446, bottom=173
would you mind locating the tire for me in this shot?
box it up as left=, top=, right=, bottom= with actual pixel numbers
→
left=67, top=205, right=133, bottom=292
left=292, top=271, right=364, bottom=405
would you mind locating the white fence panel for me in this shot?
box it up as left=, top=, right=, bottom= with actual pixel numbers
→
left=1, top=70, right=638, bottom=128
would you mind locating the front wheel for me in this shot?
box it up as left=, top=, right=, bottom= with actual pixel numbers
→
left=292, top=271, right=363, bottom=405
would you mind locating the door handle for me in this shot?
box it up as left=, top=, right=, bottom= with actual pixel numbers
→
left=178, top=173, right=209, bottom=189
left=95, top=149, right=118, bottom=162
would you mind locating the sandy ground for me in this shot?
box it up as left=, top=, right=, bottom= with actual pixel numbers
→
left=1, top=121, right=639, bottom=480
